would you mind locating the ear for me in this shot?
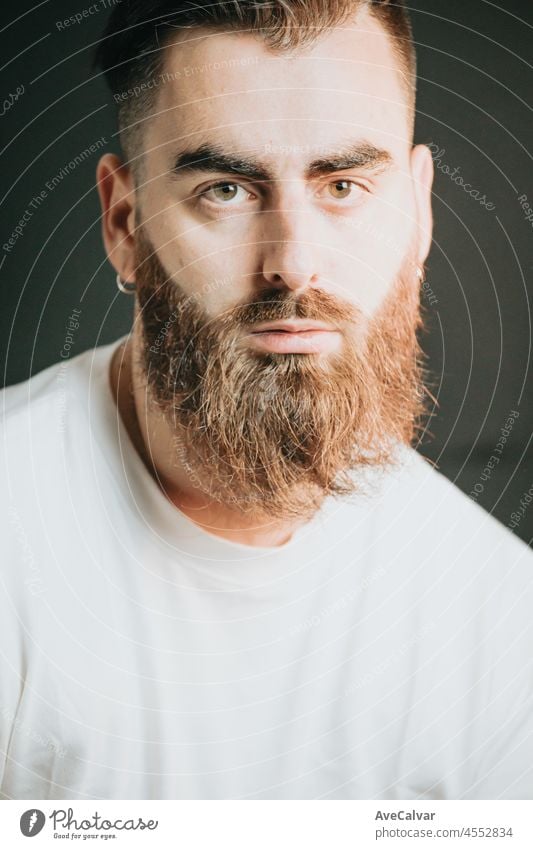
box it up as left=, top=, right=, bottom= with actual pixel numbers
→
left=410, top=144, right=434, bottom=266
left=96, top=154, right=137, bottom=282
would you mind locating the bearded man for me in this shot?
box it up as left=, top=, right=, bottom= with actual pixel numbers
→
left=1, top=0, right=532, bottom=801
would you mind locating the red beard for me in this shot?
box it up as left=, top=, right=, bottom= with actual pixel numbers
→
left=135, top=229, right=427, bottom=520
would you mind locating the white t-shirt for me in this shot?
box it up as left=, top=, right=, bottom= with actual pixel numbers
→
left=1, top=339, right=532, bottom=801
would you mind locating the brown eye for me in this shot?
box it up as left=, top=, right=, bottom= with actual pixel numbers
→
left=328, top=180, right=354, bottom=199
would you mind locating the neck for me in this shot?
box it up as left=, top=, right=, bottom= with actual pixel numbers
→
left=109, top=336, right=309, bottom=548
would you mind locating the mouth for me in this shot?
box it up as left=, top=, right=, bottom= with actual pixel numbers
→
left=245, top=320, right=341, bottom=354
left=249, top=320, right=335, bottom=334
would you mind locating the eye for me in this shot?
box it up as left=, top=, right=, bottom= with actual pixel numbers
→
left=201, top=182, right=249, bottom=204
left=325, top=179, right=363, bottom=200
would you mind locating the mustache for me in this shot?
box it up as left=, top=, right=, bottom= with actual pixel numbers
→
left=227, top=287, right=359, bottom=330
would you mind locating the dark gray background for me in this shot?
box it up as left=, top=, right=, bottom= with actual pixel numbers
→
left=1, top=1, right=532, bottom=542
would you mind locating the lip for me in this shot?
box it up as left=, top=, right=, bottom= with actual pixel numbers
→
left=245, top=320, right=341, bottom=354
left=249, top=320, right=335, bottom=334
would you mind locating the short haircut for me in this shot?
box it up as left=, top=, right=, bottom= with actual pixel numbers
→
left=94, top=0, right=416, bottom=169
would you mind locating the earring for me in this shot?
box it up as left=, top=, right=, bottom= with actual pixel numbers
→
left=116, top=273, right=136, bottom=295
left=416, top=265, right=425, bottom=283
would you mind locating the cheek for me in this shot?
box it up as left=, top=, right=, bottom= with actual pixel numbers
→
left=339, top=237, right=405, bottom=316
left=141, top=183, right=254, bottom=315
left=325, top=235, right=403, bottom=319
left=332, top=189, right=416, bottom=317
left=152, top=231, right=254, bottom=317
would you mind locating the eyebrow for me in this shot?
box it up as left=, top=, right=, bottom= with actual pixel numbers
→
left=171, top=141, right=394, bottom=182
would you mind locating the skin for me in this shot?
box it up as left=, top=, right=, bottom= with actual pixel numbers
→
left=96, top=10, right=434, bottom=547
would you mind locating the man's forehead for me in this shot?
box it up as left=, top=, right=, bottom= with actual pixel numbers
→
left=151, top=12, right=411, bottom=145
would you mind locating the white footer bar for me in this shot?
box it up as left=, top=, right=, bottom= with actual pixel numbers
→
left=1, top=799, right=532, bottom=847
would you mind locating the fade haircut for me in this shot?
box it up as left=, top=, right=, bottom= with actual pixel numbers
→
left=94, top=0, right=416, bottom=170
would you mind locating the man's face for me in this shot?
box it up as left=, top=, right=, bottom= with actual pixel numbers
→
left=136, top=11, right=431, bottom=323
left=106, top=13, right=433, bottom=519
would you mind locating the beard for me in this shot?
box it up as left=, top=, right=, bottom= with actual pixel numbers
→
left=134, top=228, right=426, bottom=521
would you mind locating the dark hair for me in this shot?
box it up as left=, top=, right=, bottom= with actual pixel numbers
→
left=94, top=0, right=416, bottom=165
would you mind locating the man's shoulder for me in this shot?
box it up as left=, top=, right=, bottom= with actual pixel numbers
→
left=331, top=446, right=531, bottom=572
left=2, top=356, right=64, bottom=422
left=380, top=446, right=532, bottom=565
left=0, top=341, right=118, bottom=518
left=1, top=341, right=115, bottom=433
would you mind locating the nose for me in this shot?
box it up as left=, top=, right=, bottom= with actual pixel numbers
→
left=260, top=204, right=320, bottom=293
